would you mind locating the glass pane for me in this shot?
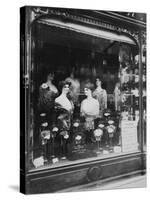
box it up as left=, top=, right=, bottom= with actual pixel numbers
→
left=28, top=22, right=141, bottom=170
left=119, top=44, right=140, bottom=153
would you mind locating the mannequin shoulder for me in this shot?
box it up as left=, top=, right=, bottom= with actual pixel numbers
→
left=81, top=99, right=86, bottom=104
left=93, top=89, right=97, bottom=94
left=49, top=84, right=58, bottom=93
left=103, top=89, right=107, bottom=94
left=54, top=97, right=63, bottom=108
left=55, top=96, right=61, bottom=103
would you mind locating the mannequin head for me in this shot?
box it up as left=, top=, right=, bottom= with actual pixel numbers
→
left=84, top=87, right=92, bottom=97
left=62, top=83, right=70, bottom=94
left=70, top=72, right=74, bottom=79
left=95, top=77, right=102, bottom=87
left=84, top=82, right=94, bottom=97
left=69, top=66, right=76, bottom=79
left=47, top=73, right=54, bottom=82
left=115, top=82, right=120, bottom=89
left=59, top=81, right=71, bottom=95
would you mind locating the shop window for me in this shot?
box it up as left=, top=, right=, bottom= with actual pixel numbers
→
left=28, top=22, right=142, bottom=170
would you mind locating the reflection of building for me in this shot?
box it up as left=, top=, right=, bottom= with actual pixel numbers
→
left=20, top=6, right=146, bottom=194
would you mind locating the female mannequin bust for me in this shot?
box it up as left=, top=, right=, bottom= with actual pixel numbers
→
left=114, top=82, right=121, bottom=111
left=93, top=77, right=107, bottom=117
left=65, top=71, right=80, bottom=105
left=46, top=73, right=58, bottom=94
left=55, top=81, right=74, bottom=130
left=38, top=73, right=58, bottom=112
left=80, top=83, right=99, bottom=131
left=55, top=81, right=74, bottom=113
left=55, top=81, right=74, bottom=159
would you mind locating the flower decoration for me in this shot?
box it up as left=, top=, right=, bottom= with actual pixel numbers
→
left=104, top=112, right=110, bottom=117
left=41, top=83, right=48, bottom=89
left=75, top=135, right=82, bottom=141
left=94, top=129, right=103, bottom=137
left=52, top=127, right=59, bottom=132
left=40, top=113, right=46, bottom=117
left=107, top=127, right=114, bottom=133
left=73, top=122, right=79, bottom=127
left=41, top=122, right=48, bottom=127
left=98, top=123, right=105, bottom=128
left=41, top=130, right=51, bottom=140
left=60, top=131, right=69, bottom=139
left=108, top=120, right=114, bottom=125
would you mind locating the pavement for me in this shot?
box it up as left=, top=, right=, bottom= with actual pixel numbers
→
left=58, top=174, right=146, bottom=192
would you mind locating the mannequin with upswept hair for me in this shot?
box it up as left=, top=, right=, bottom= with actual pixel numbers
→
left=80, top=82, right=99, bottom=132
left=38, top=72, right=58, bottom=112
left=93, top=77, right=107, bottom=117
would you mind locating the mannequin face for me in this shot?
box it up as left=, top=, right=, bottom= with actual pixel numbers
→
left=96, top=78, right=101, bottom=87
left=70, top=72, right=74, bottom=79
left=62, top=84, right=70, bottom=94
left=47, top=73, right=54, bottom=81
left=84, top=88, right=92, bottom=97
left=116, top=82, right=120, bottom=88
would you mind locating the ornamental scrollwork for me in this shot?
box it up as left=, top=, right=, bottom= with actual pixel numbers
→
left=30, top=7, right=146, bottom=46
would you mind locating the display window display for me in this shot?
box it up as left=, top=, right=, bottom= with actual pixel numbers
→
left=26, top=15, right=145, bottom=171
left=20, top=7, right=147, bottom=194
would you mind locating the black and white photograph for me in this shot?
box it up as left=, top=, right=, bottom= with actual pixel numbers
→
left=1, top=1, right=149, bottom=199
left=20, top=5, right=147, bottom=194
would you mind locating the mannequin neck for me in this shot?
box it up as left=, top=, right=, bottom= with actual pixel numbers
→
left=87, top=93, right=93, bottom=100
left=47, top=80, right=52, bottom=85
left=61, top=91, right=68, bottom=97
left=97, top=85, right=102, bottom=90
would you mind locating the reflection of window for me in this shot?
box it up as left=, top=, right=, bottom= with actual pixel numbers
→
left=30, top=23, right=141, bottom=170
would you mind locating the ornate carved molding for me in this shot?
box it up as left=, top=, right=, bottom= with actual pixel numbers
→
left=31, top=7, right=146, bottom=46
left=114, top=11, right=146, bottom=23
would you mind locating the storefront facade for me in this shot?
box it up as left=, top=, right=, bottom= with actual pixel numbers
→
left=20, top=6, right=146, bottom=194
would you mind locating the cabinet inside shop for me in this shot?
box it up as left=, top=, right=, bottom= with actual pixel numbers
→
left=29, top=24, right=141, bottom=170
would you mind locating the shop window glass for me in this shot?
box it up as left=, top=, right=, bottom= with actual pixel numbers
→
left=119, top=44, right=140, bottom=153
left=28, top=23, right=142, bottom=170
